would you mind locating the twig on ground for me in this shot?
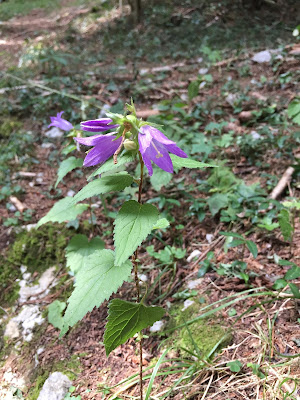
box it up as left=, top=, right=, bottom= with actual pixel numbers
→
left=269, top=166, right=295, bottom=200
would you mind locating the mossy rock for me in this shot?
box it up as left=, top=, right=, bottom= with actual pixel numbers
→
left=166, top=301, right=232, bottom=360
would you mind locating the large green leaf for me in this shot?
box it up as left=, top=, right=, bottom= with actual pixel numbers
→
left=207, top=193, right=229, bottom=216
left=170, top=154, right=217, bottom=170
left=87, top=153, right=136, bottom=180
left=61, top=249, right=132, bottom=335
left=104, top=299, right=165, bottom=355
left=114, top=200, right=159, bottom=266
left=66, top=234, right=105, bottom=274
left=287, top=100, right=300, bottom=125
left=73, top=173, right=133, bottom=203
left=55, top=157, right=83, bottom=188
left=37, top=197, right=88, bottom=227
left=150, top=166, right=172, bottom=191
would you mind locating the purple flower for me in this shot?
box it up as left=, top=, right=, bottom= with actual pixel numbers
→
left=75, top=133, right=122, bottom=167
left=48, top=111, right=73, bottom=131
left=80, top=118, right=119, bottom=132
left=138, top=125, right=187, bottom=176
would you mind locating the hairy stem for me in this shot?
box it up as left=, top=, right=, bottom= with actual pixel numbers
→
left=131, top=152, right=144, bottom=400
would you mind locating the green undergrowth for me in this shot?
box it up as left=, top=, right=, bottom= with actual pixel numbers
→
left=166, top=302, right=231, bottom=359
left=0, top=0, right=60, bottom=21
left=0, top=224, right=76, bottom=307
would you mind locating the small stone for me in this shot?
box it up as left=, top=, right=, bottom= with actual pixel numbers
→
left=206, top=234, right=214, bottom=243
left=198, top=68, right=208, bottom=75
left=187, top=250, right=201, bottom=263
left=138, top=274, right=148, bottom=282
left=37, top=372, right=72, bottom=400
left=182, top=299, right=194, bottom=311
left=13, top=305, right=44, bottom=342
left=19, top=267, right=56, bottom=303
left=45, top=127, right=64, bottom=139
left=41, top=142, right=55, bottom=149
left=187, top=279, right=203, bottom=290
left=4, top=320, right=20, bottom=339
left=23, top=223, right=37, bottom=232
left=20, top=265, right=27, bottom=274
left=250, top=130, right=261, bottom=140
left=36, top=177, right=44, bottom=184
left=225, top=93, right=239, bottom=107
left=252, top=50, right=271, bottom=63
left=8, top=204, right=17, bottom=212
left=99, top=104, right=110, bottom=118
left=197, top=57, right=203, bottom=63
left=150, top=320, right=165, bottom=333
left=67, top=190, right=75, bottom=197
left=199, top=81, right=206, bottom=89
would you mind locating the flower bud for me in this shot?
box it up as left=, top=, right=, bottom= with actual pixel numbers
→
left=124, top=139, right=137, bottom=151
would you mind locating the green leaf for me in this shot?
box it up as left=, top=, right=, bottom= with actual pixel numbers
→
left=152, top=218, right=170, bottom=230
left=104, top=299, right=165, bottom=355
left=278, top=209, right=293, bottom=241
left=150, top=167, right=172, bottom=191
left=66, top=234, right=105, bottom=274
left=228, top=239, right=245, bottom=248
left=114, top=200, right=159, bottom=266
left=61, top=250, right=132, bottom=335
left=289, top=283, right=300, bottom=299
left=48, top=300, right=66, bottom=330
left=285, top=265, right=300, bottom=280
left=273, top=278, right=287, bottom=290
left=245, top=240, right=258, bottom=258
left=37, top=197, right=88, bottom=227
left=287, top=100, right=300, bottom=123
left=207, top=193, right=229, bottom=216
left=227, top=360, right=242, bottom=373
left=73, top=173, right=133, bottom=203
left=55, top=157, right=83, bottom=188
left=170, top=154, right=217, bottom=170
left=188, top=80, right=200, bottom=100
left=219, top=231, right=243, bottom=239
left=87, top=153, right=136, bottom=180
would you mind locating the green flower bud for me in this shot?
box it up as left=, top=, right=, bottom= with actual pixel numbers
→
left=124, top=139, right=137, bottom=151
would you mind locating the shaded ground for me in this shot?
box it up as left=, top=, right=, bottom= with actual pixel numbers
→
left=0, top=1, right=300, bottom=399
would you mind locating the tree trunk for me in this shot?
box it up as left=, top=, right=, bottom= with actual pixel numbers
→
left=128, top=0, right=142, bottom=24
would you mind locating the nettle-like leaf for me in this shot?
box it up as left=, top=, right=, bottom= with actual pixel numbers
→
left=61, top=249, right=132, bottom=335
left=114, top=200, right=159, bottom=266
left=55, top=157, right=83, bottom=188
left=170, top=154, right=217, bottom=170
left=88, top=153, right=136, bottom=180
left=152, top=218, right=170, bottom=230
left=37, top=197, right=88, bottom=227
left=150, top=166, right=172, bottom=191
left=73, top=172, right=133, bottom=203
left=104, top=299, right=165, bottom=355
left=66, top=234, right=105, bottom=274
left=48, top=300, right=66, bottom=330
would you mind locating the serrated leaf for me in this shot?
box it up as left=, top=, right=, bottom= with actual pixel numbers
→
left=289, top=283, right=300, bottom=299
left=37, top=197, right=88, bottom=227
left=73, top=173, right=133, bottom=203
left=104, top=299, right=165, bottom=355
left=55, top=157, right=83, bottom=188
left=285, top=265, right=300, bottom=280
left=66, top=234, right=105, bottom=274
left=246, top=240, right=258, bottom=258
left=150, top=166, right=172, bottom=191
left=207, top=193, right=229, bottom=216
left=152, top=218, right=170, bottom=230
left=278, top=209, right=293, bottom=241
left=48, top=300, right=66, bottom=330
left=61, top=249, right=132, bottom=335
left=88, top=153, right=135, bottom=180
left=170, top=154, right=217, bottom=170
left=114, top=200, right=159, bottom=266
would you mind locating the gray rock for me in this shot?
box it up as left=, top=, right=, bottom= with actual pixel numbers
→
left=19, top=267, right=56, bottom=303
left=198, top=67, right=208, bottom=75
left=187, top=249, right=201, bottom=263
left=37, top=372, right=72, bottom=400
left=67, top=190, right=76, bottom=197
left=13, top=305, right=44, bottom=342
left=45, top=127, right=64, bottom=139
left=4, top=320, right=20, bottom=339
left=41, top=142, right=55, bottom=149
left=252, top=50, right=271, bottom=63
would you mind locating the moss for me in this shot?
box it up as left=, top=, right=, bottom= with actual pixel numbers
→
left=27, top=372, right=49, bottom=400
left=0, top=254, right=22, bottom=307
left=166, top=301, right=232, bottom=360
left=0, top=119, right=22, bottom=139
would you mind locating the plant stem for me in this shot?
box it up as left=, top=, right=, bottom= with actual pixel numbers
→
left=132, top=152, right=144, bottom=400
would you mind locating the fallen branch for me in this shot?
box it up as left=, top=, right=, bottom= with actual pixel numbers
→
left=9, top=196, right=26, bottom=212
left=269, top=167, right=295, bottom=200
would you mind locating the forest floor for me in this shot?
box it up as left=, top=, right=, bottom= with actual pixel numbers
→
left=0, top=1, right=300, bottom=399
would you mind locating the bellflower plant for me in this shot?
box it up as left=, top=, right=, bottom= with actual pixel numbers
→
left=48, top=111, right=73, bottom=131
left=38, top=101, right=215, bottom=400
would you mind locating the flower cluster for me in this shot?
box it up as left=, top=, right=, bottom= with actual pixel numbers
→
left=49, top=110, right=187, bottom=176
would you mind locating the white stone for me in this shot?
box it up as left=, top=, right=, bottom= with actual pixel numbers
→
left=150, top=320, right=165, bottom=333
left=187, top=250, right=201, bottom=262
left=19, top=266, right=56, bottom=303
left=206, top=234, right=214, bottom=243
left=8, top=204, right=17, bottom=212
left=187, top=278, right=203, bottom=290
left=198, top=68, right=208, bottom=75
left=138, top=274, right=148, bottom=282
left=41, top=142, right=55, bottom=149
left=45, top=127, right=64, bottom=139
left=36, top=177, right=43, bottom=184
left=225, top=93, right=239, bottom=107
left=4, top=320, right=20, bottom=339
left=13, top=305, right=44, bottom=342
left=197, top=57, right=203, bottom=63
left=24, top=223, right=37, bottom=231
left=250, top=130, right=261, bottom=140
left=252, top=50, right=271, bottom=63
left=182, top=299, right=194, bottom=311
left=199, top=81, right=206, bottom=89
left=20, top=265, right=27, bottom=274
left=22, top=272, right=31, bottom=281
left=37, top=372, right=72, bottom=400
left=67, top=190, right=75, bottom=197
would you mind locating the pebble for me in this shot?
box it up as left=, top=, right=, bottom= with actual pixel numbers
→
left=12, top=305, right=44, bottom=342
left=252, top=50, right=271, bottom=63
left=182, top=299, right=195, bottom=311
left=37, top=372, right=72, bottom=400
left=67, top=190, right=76, bottom=197
left=250, top=130, right=261, bottom=140
left=187, top=249, right=201, bottom=263
left=4, top=320, right=20, bottom=339
left=187, top=279, right=203, bottom=290
left=206, top=234, right=214, bottom=243
left=45, top=127, right=64, bottom=139
left=41, top=142, right=55, bottom=149
left=198, top=67, right=208, bottom=75
left=150, top=320, right=165, bottom=333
